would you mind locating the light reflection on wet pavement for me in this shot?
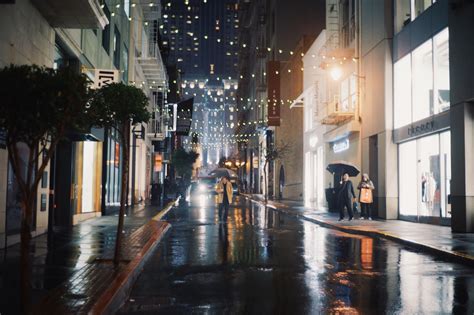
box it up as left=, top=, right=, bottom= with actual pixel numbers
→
left=119, top=194, right=474, bottom=314
left=0, top=205, right=162, bottom=313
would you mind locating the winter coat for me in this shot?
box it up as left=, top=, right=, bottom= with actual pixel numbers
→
left=216, top=181, right=233, bottom=204
left=338, top=180, right=356, bottom=200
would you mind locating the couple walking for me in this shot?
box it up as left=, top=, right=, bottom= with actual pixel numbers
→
left=338, top=173, right=375, bottom=221
left=216, top=176, right=233, bottom=222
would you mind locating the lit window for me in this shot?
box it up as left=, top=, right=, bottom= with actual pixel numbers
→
left=394, top=54, right=412, bottom=128
left=412, top=40, right=433, bottom=122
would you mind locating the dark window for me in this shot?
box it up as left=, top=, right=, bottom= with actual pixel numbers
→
left=102, top=5, right=111, bottom=53
left=113, top=26, right=121, bottom=69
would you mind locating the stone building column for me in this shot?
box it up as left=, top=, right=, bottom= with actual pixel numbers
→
left=449, top=1, right=474, bottom=232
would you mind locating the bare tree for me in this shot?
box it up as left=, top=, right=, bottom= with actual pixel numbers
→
left=263, top=142, right=290, bottom=203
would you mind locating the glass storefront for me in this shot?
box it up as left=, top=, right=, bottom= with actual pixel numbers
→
left=105, top=128, right=123, bottom=208
left=398, top=131, right=451, bottom=222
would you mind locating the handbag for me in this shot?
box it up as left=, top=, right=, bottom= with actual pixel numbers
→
left=353, top=201, right=359, bottom=213
left=360, top=187, right=373, bottom=203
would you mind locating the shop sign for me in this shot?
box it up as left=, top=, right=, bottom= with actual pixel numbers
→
left=154, top=153, right=163, bottom=172
left=333, top=138, right=349, bottom=153
left=252, top=156, right=259, bottom=168
left=407, top=121, right=435, bottom=137
left=393, top=111, right=450, bottom=143
left=93, top=69, right=119, bottom=89
left=267, top=61, right=281, bottom=126
left=114, top=143, right=120, bottom=168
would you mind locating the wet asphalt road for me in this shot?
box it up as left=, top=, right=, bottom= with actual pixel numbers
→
left=119, top=193, right=474, bottom=314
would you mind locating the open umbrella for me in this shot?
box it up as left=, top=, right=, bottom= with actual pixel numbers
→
left=208, top=168, right=237, bottom=178
left=326, top=160, right=360, bottom=177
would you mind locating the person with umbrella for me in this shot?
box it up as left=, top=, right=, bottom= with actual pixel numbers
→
left=216, top=176, right=233, bottom=222
left=338, top=173, right=356, bottom=221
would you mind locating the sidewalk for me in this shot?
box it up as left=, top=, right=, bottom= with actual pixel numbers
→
left=243, top=194, right=474, bottom=266
left=0, top=201, right=176, bottom=315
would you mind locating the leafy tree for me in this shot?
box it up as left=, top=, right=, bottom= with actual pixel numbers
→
left=0, top=65, right=92, bottom=312
left=90, top=83, right=150, bottom=265
left=171, top=147, right=199, bottom=180
left=263, top=142, right=290, bottom=203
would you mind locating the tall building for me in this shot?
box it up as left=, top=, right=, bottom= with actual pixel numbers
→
left=0, top=0, right=113, bottom=245
left=300, top=0, right=362, bottom=210
left=0, top=0, right=170, bottom=247
left=161, top=0, right=239, bottom=79
left=236, top=0, right=324, bottom=195
left=161, top=0, right=239, bottom=171
left=302, top=0, right=474, bottom=232
left=128, top=0, right=168, bottom=205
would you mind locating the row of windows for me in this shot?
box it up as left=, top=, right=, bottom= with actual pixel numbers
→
left=395, top=0, right=437, bottom=34
left=394, top=28, right=449, bottom=129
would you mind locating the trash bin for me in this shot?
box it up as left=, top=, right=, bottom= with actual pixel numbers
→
left=325, top=188, right=337, bottom=212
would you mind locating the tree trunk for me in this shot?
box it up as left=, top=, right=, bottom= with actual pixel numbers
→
left=20, top=195, right=34, bottom=314
left=114, top=124, right=130, bottom=265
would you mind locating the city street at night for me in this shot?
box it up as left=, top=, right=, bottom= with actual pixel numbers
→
left=3, top=0, right=474, bottom=313
left=119, top=193, right=474, bottom=314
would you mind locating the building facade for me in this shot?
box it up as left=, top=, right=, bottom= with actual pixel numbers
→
left=236, top=0, right=324, bottom=196
left=0, top=0, right=170, bottom=248
left=273, top=36, right=314, bottom=201
left=309, top=0, right=474, bottom=232
left=0, top=0, right=110, bottom=246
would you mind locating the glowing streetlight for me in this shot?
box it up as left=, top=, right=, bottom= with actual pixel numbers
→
left=330, top=66, right=343, bottom=81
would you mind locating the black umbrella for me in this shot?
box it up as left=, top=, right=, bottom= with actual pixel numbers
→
left=326, top=160, right=360, bottom=177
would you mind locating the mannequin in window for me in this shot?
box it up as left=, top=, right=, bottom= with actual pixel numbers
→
left=421, top=174, right=427, bottom=203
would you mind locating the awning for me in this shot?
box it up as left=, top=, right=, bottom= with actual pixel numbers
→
left=290, top=85, right=314, bottom=109
left=324, top=119, right=360, bottom=143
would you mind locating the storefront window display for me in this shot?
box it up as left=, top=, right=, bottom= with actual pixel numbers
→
left=106, top=128, right=122, bottom=207
left=398, top=131, right=451, bottom=221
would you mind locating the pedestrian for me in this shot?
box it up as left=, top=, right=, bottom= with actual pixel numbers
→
left=216, top=176, right=233, bottom=222
left=358, top=173, right=375, bottom=220
left=338, top=173, right=356, bottom=221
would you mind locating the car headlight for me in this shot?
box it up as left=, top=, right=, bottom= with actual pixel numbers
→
left=198, top=184, right=206, bottom=191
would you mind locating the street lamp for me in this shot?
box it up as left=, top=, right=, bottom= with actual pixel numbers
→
left=330, top=66, right=343, bottom=81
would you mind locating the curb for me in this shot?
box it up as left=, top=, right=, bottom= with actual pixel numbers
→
left=152, top=198, right=180, bottom=222
left=90, top=199, right=178, bottom=315
left=245, top=195, right=474, bottom=267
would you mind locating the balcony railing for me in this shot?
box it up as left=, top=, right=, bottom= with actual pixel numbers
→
left=147, top=116, right=165, bottom=141
left=137, top=43, right=167, bottom=85
left=31, top=0, right=108, bottom=28
left=318, top=95, right=355, bottom=125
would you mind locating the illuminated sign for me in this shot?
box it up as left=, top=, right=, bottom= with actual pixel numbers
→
left=333, top=139, right=349, bottom=153
left=154, top=154, right=163, bottom=172
left=93, top=69, right=119, bottom=89
left=114, top=143, right=120, bottom=168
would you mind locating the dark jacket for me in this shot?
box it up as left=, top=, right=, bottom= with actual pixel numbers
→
left=338, top=180, right=356, bottom=200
